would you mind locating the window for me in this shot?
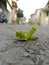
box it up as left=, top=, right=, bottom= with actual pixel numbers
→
left=47, top=11, right=49, bottom=16
left=0, top=8, right=2, bottom=13
left=48, top=6, right=49, bottom=8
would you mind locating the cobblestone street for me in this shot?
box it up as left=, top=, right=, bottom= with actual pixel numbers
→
left=0, top=24, right=49, bottom=65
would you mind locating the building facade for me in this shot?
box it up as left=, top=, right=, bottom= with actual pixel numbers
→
left=35, top=0, right=49, bottom=25
left=30, top=0, right=49, bottom=25
left=7, top=0, right=18, bottom=23
left=0, top=0, right=18, bottom=23
left=40, top=0, right=49, bottom=25
left=29, top=9, right=42, bottom=24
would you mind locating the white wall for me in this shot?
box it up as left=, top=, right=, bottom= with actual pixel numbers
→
left=6, top=3, right=11, bottom=12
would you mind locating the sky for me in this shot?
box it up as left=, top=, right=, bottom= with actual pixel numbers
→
left=17, top=0, right=48, bottom=21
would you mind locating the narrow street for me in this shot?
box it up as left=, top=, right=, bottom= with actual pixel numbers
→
left=0, top=24, right=49, bottom=65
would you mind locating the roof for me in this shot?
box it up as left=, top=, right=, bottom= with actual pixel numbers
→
left=46, top=1, right=49, bottom=6
left=42, top=0, right=49, bottom=11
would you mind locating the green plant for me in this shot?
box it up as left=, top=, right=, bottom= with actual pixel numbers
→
left=16, top=30, right=27, bottom=40
left=15, top=27, right=39, bottom=41
left=26, top=27, right=36, bottom=40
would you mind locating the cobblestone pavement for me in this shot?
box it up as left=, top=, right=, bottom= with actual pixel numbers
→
left=0, top=24, right=49, bottom=65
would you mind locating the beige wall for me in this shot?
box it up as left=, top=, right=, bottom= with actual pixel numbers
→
left=7, top=0, right=17, bottom=23
left=11, top=0, right=18, bottom=23
left=41, top=11, right=49, bottom=25
left=2, top=0, right=18, bottom=24
left=41, top=11, right=47, bottom=25
left=11, top=8, right=17, bottom=23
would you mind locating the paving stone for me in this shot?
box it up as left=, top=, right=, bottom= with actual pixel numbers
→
left=0, top=24, right=49, bottom=65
